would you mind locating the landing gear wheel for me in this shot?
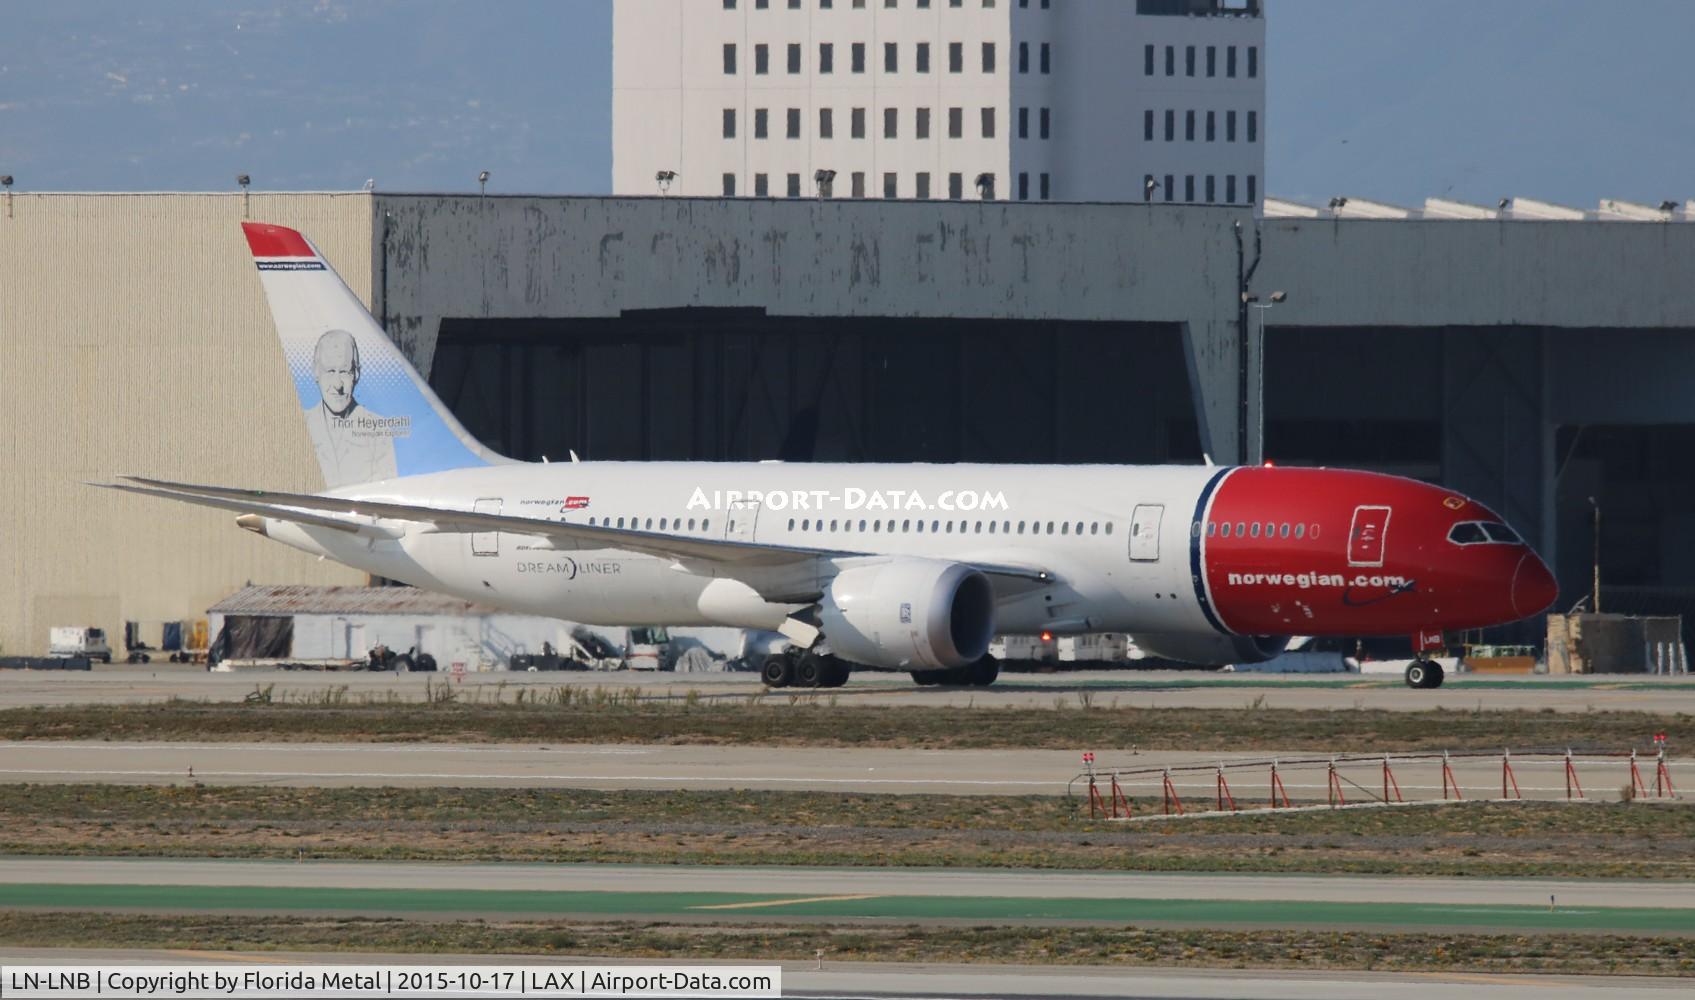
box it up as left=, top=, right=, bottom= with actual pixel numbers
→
left=911, top=671, right=941, bottom=686
left=761, top=654, right=793, bottom=688
left=819, top=658, right=851, bottom=688
left=1405, top=660, right=1445, bottom=689
left=794, top=655, right=825, bottom=688
left=966, top=655, right=1000, bottom=687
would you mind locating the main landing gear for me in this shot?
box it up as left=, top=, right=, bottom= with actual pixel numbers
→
left=762, top=649, right=850, bottom=689
left=911, top=654, right=1000, bottom=688
left=1404, top=657, right=1445, bottom=690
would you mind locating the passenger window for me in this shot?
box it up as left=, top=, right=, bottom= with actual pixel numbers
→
left=1094, top=523, right=1101, bottom=536
left=1221, top=522, right=1231, bottom=538
left=703, top=519, right=711, bottom=531
left=831, top=519, right=839, bottom=531
left=1294, top=523, right=1305, bottom=539
left=976, top=521, right=984, bottom=533
left=1237, top=522, right=1246, bottom=537
left=1250, top=523, right=1260, bottom=538
left=1448, top=522, right=1488, bottom=545
left=1106, top=523, right=1114, bottom=535
left=1017, top=522, right=1025, bottom=534
left=903, top=519, right=912, bottom=532
left=1061, top=522, right=1070, bottom=535
left=859, top=520, right=867, bottom=531
left=1047, top=521, right=1056, bottom=534
left=988, top=521, right=997, bottom=534
left=932, top=520, right=940, bottom=532
left=1207, top=522, right=1216, bottom=537
left=618, top=517, right=626, bottom=528
left=1279, top=523, right=1289, bottom=538
left=787, top=518, right=795, bottom=530
left=646, top=518, right=654, bottom=529
left=1076, top=521, right=1085, bottom=535
left=802, top=519, right=810, bottom=530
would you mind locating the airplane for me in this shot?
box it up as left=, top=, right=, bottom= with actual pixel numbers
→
left=100, top=222, right=1559, bottom=691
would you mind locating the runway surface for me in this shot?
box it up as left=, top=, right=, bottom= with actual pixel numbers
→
left=3, top=949, right=1684, bottom=1000
left=3, top=860, right=1689, bottom=932
left=0, top=738, right=1682, bottom=799
left=3, top=666, right=1692, bottom=713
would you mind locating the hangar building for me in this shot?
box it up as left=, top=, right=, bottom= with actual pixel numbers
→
left=1, top=191, right=1691, bottom=654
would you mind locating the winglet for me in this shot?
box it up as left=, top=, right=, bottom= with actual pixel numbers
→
left=241, top=221, right=316, bottom=258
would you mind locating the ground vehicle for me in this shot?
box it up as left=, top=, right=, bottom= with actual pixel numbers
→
left=48, top=627, right=111, bottom=663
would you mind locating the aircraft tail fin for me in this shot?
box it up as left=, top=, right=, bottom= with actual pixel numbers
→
left=241, top=221, right=510, bottom=488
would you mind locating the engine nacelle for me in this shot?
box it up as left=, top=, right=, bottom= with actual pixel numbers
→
left=1131, top=632, right=1290, bottom=666
left=819, top=559, right=995, bottom=670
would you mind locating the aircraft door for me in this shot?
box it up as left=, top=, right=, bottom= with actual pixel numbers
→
left=723, top=499, right=761, bottom=543
left=471, top=497, right=502, bottom=557
left=1347, top=505, right=1391, bottom=568
left=1129, top=504, right=1164, bottom=561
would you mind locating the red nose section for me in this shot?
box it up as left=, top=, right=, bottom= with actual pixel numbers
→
left=1511, top=553, right=1559, bottom=618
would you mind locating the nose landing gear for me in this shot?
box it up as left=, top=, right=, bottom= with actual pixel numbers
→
left=1405, top=657, right=1445, bottom=689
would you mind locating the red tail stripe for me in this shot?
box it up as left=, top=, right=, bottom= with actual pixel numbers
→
left=241, top=222, right=315, bottom=258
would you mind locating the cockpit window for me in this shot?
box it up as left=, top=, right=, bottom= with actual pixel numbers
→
left=1447, top=522, right=1489, bottom=545
left=1482, top=522, right=1522, bottom=544
left=1448, top=521, right=1522, bottom=546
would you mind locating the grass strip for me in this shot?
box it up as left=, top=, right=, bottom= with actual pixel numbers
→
left=2, top=698, right=1690, bottom=751
left=0, top=913, right=1689, bottom=977
left=4, top=785, right=1693, bottom=879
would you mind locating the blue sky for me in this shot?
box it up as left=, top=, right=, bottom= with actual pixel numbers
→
left=2, top=1, right=1690, bottom=207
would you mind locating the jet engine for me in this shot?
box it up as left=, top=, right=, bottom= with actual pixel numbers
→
left=819, top=559, right=995, bottom=670
left=1131, top=632, right=1290, bottom=666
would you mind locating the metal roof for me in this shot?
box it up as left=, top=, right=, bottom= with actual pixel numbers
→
left=208, top=584, right=503, bottom=617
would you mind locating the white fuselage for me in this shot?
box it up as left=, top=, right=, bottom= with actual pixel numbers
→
left=263, top=462, right=1217, bottom=638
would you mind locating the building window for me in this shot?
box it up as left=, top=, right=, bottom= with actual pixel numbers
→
left=949, top=42, right=962, bottom=73
left=787, top=173, right=802, bottom=197
left=917, top=42, right=930, bottom=72
left=1039, top=107, right=1050, bottom=139
left=723, top=108, right=736, bottom=139
left=981, top=106, right=995, bottom=138
left=1247, top=174, right=1257, bottom=204
left=948, top=172, right=963, bottom=199
left=1184, top=175, right=1195, bottom=202
left=1205, top=174, right=1216, bottom=202
left=916, top=107, right=931, bottom=138
left=755, top=107, right=769, bottom=138
left=1143, top=109, right=1153, bottom=141
left=1227, top=45, right=1237, bottom=77
left=1144, top=44, right=1154, bottom=76
left=884, top=107, right=898, bottom=138
left=1185, top=45, right=1195, bottom=76
left=852, top=171, right=866, bottom=198
left=1207, top=45, right=1216, bottom=77
left=948, top=106, right=963, bottom=138
left=1018, top=172, right=1029, bottom=201
left=754, top=173, right=769, bottom=197
left=1163, top=109, right=1174, bottom=141
left=724, top=43, right=737, bottom=74
left=1040, top=42, right=1050, bottom=73
left=820, top=42, right=834, bottom=74
left=788, top=43, right=802, bottom=73
left=1020, top=41, right=1030, bottom=73
left=755, top=0, right=767, bottom=6
left=788, top=107, right=802, bottom=138
left=851, top=107, right=866, bottom=138
left=723, top=173, right=736, bottom=196
left=852, top=42, right=866, bottom=73
left=1018, top=106, right=1029, bottom=139
left=1205, top=110, right=1215, bottom=142
left=1226, top=110, right=1236, bottom=142
left=1185, top=109, right=1195, bottom=141
left=1040, top=172, right=1050, bottom=200
left=724, top=0, right=736, bottom=8
left=1164, top=45, right=1174, bottom=76
left=885, top=42, right=898, bottom=73
left=755, top=44, right=769, bottom=74
left=1248, top=110, right=1258, bottom=143
left=1226, top=174, right=1237, bottom=204
left=1248, top=46, right=1258, bottom=78
left=982, top=42, right=996, bottom=73
left=916, top=172, right=931, bottom=199
left=1163, top=174, right=1173, bottom=202
left=819, top=107, right=834, bottom=138
left=884, top=172, right=898, bottom=198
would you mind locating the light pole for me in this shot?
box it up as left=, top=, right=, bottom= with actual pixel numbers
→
left=1588, top=496, right=1601, bottom=614
left=1243, top=291, right=1287, bottom=465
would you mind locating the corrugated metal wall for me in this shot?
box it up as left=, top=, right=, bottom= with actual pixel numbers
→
left=0, top=193, right=374, bottom=654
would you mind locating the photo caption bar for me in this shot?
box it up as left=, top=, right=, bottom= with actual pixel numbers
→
left=0, top=965, right=781, bottom=999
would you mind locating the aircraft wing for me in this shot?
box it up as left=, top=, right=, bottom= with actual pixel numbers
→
left=103, top=477, right=1058, bottom=591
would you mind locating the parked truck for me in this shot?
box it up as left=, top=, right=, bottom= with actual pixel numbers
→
left=48, top=626, right=112, bottom=663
